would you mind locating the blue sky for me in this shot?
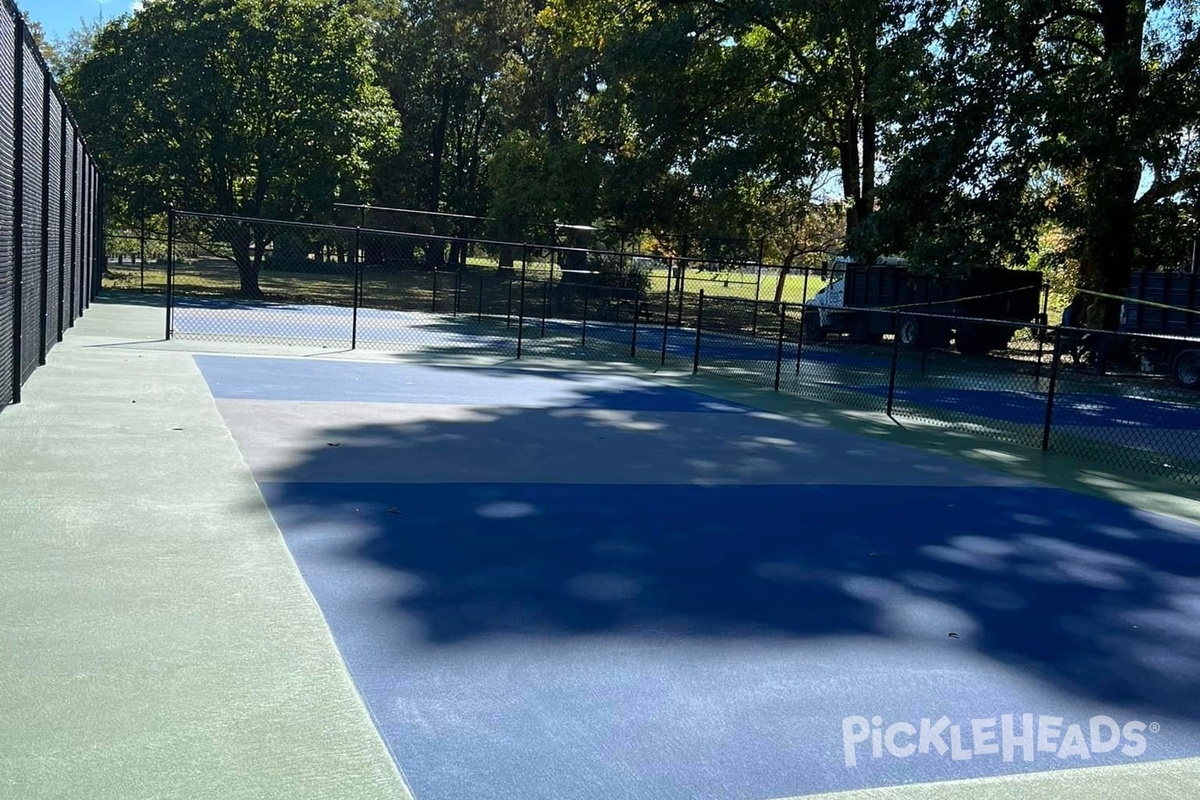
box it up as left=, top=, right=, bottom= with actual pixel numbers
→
left=22, top=0, right=141, bottom=41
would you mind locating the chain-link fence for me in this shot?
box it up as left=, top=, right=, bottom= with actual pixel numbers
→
left=0, top=6, right=103, bottom=415
left=158, top=211, right=1200, bottom=485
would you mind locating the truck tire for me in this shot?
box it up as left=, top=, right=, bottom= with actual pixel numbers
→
left=897, top=316, right=924, bottom=349
left=1173, top=349, right=1200, bottom=389
left=804, top=310, right=827, bottom=343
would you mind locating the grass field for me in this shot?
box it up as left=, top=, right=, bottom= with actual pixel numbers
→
left=103, top=258, right=827, bottom=304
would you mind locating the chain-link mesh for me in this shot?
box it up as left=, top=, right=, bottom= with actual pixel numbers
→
left=0, top=10, right=101, bottom=414
left=887, top=312, right=1049, bottom=449
left=355, top=229, right=518, bottom=359
left=170, top=215, right=357, bottom=347
left=695, top=295, right=783, bottom=390
left=44, top=90, right=63, bottom=348
left=164, top=212, right=1200, bottom=485
left=0, top=8, right=15, bottom=410
left=19, top=37, right=44, bottom=381
left=1044, top=327, right=1200, bottom=483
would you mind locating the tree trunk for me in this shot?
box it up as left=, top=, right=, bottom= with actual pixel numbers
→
left=426, top=86, right=452, bottom=269
left=230, top=224, right=263, bottom=298
left=839, top=111, right=862, bottom=234
left=858, top=88, right=876, bottom=227
left=774, top=250, right=797, bottom=306
left=1077, top=0, right=1146, bottom=328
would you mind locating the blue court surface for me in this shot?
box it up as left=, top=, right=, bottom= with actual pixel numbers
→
left=196, top=353, right=1200, bottom=799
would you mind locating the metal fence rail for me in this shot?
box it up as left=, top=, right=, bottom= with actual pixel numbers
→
left=155, top=210, right=1200, bottom=486
left=0, top=4, right=103, bottom=414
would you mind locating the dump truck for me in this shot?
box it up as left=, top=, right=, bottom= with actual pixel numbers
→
left=1117, top=270, right=1200, bottom=388
left=804, top=259, right=1044, bottom=356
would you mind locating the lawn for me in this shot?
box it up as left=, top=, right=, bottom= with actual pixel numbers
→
left=103, top=257, right=825, bottom=331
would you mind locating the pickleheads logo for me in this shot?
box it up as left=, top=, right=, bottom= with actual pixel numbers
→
left=842, top=714, right=1159, bottom=767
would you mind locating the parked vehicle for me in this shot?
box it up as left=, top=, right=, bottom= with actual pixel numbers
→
left=805, top=259, right=1044, bottom=355
left=1118, top=271, right=1200, bottom=389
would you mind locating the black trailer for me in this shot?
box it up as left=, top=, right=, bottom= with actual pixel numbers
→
left=805, top=265, right=1043, bottom=355
left=1119, top=271, right=1200, bottom=388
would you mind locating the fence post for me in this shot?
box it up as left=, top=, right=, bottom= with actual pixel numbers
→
left=540, top=279, right=548, bottom=337
left=95, top=174, right=105, bottom=302
left=516, top=244, right=527, bottom=358
left=351, top=227, right=361, bottom=349
left=477, top=273, right=484, bottom=321
left=56, top=111, right=66, bottom=341
left=68, top=128, right=77, bottom=325
left=10, top=18, right=25, bottom=404
left=921, top=300, right=932, bottom=376
left=631, top=287, right=640, bottom=357
left=431, top=267, right=438, bottom=313
left=676, top=258, right=686, bottom=325
left=886, top=311, right=901, bottom=416
left=1041, top=328, right=1063, bottom=451
left=38, top=74, right=50, bottom=364
left=774, top=302, right=786, bottom=391
left=795, top=302, right=807, bottom=375
left=506, top=272, right=513, bottom=328
left=752, top=262, right=763, bottom=334
left=454, top=265, right=462, bottom=317
left=1033, top=283, right=1050, bottom=385
left=661, top=260, right=672, bottom=365
left=139, top=184, right=147, bottom=292
left=165, top=206, right=175, bottom=340
left=693, top=289, right=704, bottom=374
left=581, top=282, right=589, bottom=346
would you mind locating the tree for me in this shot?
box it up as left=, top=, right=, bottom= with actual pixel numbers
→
left=869, top=0, right=1200, bottom=316
left=369, top=0, right=533, bottom=224
left=66, top=0, right=399, bottom=296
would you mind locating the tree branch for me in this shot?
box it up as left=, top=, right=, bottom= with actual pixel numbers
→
left=664, top=0, right=842, bottom=130
left=1137, top=172, right=1200, bottom=206
left=1039, top=34, right=1105, bottom=59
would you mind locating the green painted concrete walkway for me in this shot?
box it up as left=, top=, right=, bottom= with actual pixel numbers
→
left=0, top=300, right=410, bottom=800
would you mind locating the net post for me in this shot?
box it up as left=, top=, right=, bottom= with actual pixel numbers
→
left=517, top=244, right=527, bottom=358
left=351, top=226, right=361, bottom=349
left=887, top=310, right=900, bottom=416
left=630, top=287, right=640, bottom=357
left=165, top=206, right=175, bottom=340
left=581, top=281, right=589, bottom=346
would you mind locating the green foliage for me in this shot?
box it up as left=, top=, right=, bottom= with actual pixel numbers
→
left=53, top=0, right=1198, bottom=305
left=68, top=0, right=398, bottom=221
left=486, top=130, right=602, bottom=238
left=65, top=0, right=398, bottom=294
left=868, top=0, right=1200, bottom=298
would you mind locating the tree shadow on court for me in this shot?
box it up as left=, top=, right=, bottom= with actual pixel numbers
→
left=236, top=363, right=1200, bottom=721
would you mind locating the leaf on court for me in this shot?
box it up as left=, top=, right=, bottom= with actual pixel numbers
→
left=387, top=507, right=401, bottom=515
left=947, top=632, right=960, bottom=639
left=326, top=442, right=341, bottom=447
